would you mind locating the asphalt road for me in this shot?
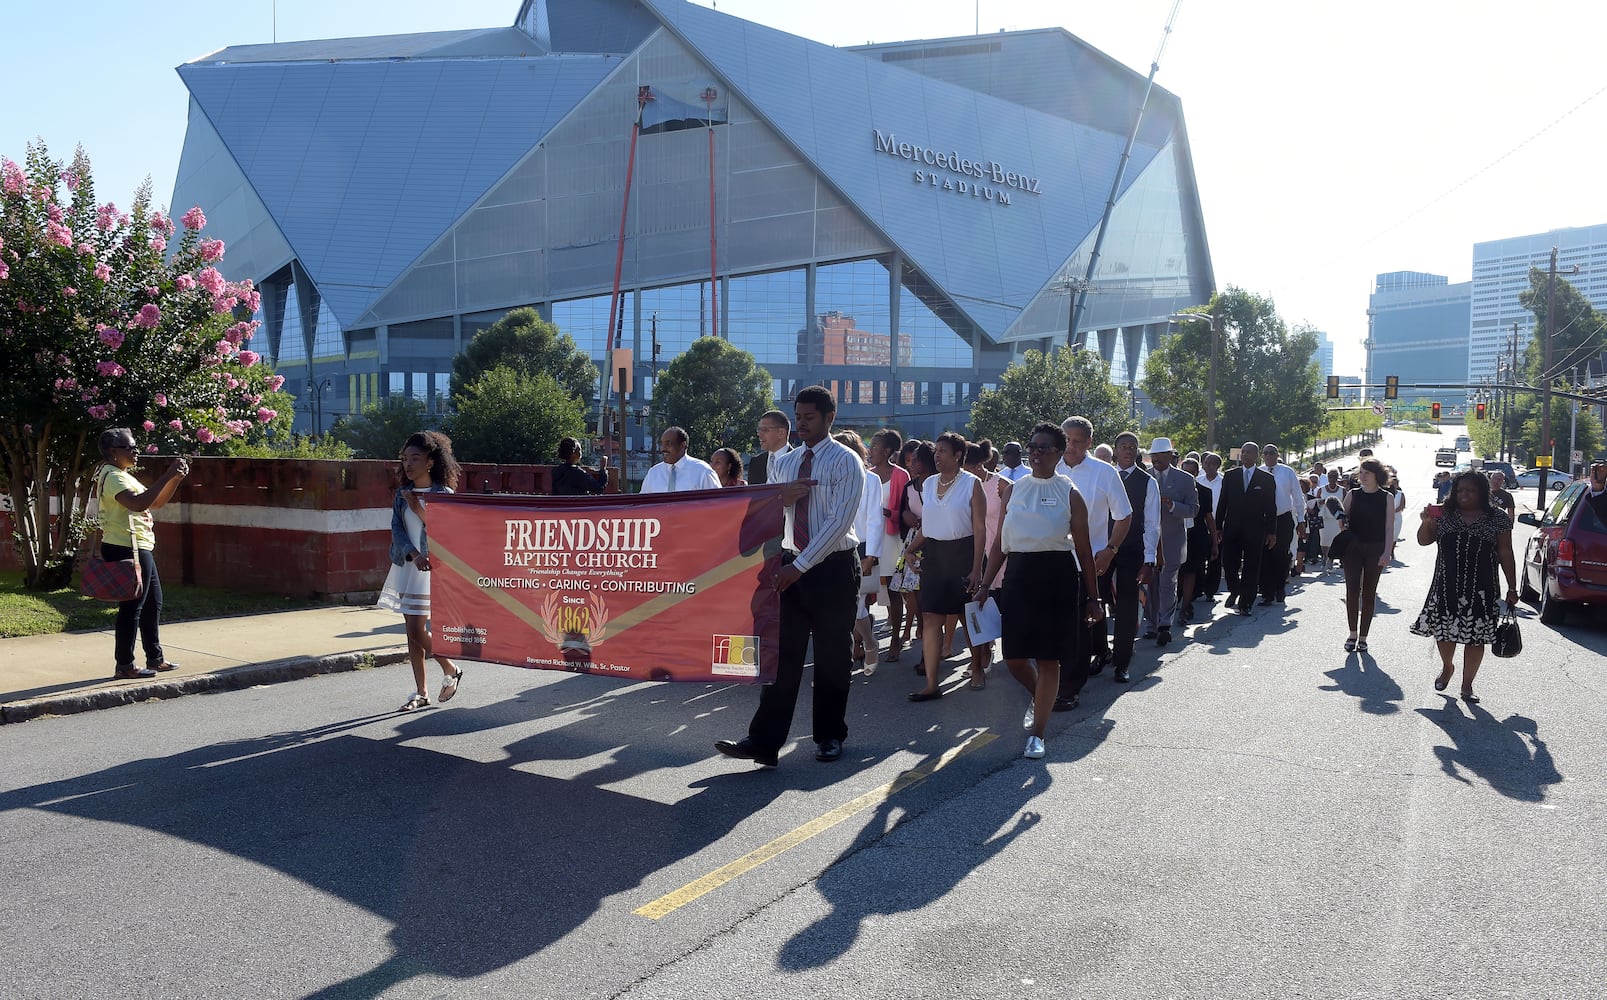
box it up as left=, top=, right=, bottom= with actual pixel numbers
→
left=3, top=427, right=1602, bottom=1000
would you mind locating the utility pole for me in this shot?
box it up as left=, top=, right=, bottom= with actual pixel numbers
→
left=1538, top=249, right=1582, bottom=510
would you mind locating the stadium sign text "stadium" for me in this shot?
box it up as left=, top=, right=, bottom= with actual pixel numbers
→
left=872, top=129, right=1042, bottom=206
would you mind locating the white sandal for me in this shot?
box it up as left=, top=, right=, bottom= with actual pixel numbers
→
left=439, top=668, right=464, bottom=703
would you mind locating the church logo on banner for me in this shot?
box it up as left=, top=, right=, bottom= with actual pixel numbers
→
left=711, top=634, right=760, bottom=677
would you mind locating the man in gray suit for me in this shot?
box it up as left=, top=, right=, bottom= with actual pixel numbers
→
left=1145, top=438, right=1198, bottom=646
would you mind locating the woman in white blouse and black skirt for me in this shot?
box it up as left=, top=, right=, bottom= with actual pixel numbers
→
left=904, top=431, right=987, bottom=702
left=978, top=422, right=1102, bottom=758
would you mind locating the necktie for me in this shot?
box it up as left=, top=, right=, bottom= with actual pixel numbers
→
left=794, top=448, right=814, bottom=550
left=667, top=462, right=677, bottom=492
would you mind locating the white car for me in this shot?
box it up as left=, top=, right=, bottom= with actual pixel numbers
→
left=1512, top=467, right=1573, bottom=490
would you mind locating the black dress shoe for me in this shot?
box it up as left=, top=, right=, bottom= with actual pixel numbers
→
left=1142, top=629, right=1157, bottom=640
left=714, top=738, right=778, bottom=767
left=815, top=739, right=843, bottom=762
left=1114, top=666, right=1131, bottom=683
left=113, top=666, right=157, bottom=679
left=1258, top=596, right=1275, bottom=606
left=1052, top=695, right=1080, bottom=712
left=1223, top=594, right=1238, bottom=610
left=1236, top=605, right=1253, bottom=616
left=1157, top=628, right=1171, bottom=647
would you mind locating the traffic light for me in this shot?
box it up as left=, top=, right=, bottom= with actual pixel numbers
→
left=1475, top=402, right=1487, bottom=421
left=1384, top=375, right=1399, bottom=400
left=1431, top=402, right=1441, bottom=422
left=1326, top=375, right=1340, bottom=399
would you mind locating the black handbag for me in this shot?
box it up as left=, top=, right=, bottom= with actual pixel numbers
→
left=1328, top=528, right=1352, bottom=561
left=1492, top=609, right=1522, bottom=658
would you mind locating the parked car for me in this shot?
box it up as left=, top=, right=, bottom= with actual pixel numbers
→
left=1518, top=481, right=1607, bottom=624
left=1435, top=448, right=1457, bottom=467
left=1512, top=467, right=1574, bottom=491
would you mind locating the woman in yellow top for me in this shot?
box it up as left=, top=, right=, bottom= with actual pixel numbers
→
left=96, top=428, right=188, bottom=679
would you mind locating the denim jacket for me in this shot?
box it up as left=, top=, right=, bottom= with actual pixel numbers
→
left=389, top=483, right=453, bottom=567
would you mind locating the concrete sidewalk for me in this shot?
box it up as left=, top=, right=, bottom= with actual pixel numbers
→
left=1, top=606, right=410, bottom=724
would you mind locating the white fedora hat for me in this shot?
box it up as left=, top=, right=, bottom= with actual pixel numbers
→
left=1148, top=437, right=1176, bottom=454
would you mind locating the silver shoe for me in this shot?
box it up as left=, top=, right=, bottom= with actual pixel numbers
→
left=1022, top=703, right=1035, bottom=731
left=1024, top=736, right=1046, bottom=759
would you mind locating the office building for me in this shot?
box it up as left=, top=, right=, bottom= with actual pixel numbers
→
left=1366, top=271, right=1471, bottom=409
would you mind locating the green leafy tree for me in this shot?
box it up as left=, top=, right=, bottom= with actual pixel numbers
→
left=451, top=307, right=597, bottom=406
left=970, top=346, right=1131, bottom=445
left=447, top=366, right=584, bottom=464
left=1, top=143, right=285, bottom=588
left=1503, top=269, right=1605, bottom=469
left=329, top=394, right=430, bottom=459
left=1142, top=288, right=1325, bottom=454
left=652, top=337, right=774, bottom=456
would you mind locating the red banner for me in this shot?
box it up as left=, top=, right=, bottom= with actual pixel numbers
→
left=426, top=487, right=784, bottom=683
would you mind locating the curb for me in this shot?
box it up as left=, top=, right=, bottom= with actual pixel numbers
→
left=0, top=647, right=410, bottom=725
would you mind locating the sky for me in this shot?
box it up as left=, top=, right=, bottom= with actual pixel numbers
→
left=4, top=0, right=1606, bottom=379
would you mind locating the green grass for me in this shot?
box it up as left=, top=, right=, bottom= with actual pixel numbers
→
left=0, top=570, right=319, bottom=638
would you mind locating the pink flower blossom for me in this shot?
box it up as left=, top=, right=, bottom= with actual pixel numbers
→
left=76, top=242, right=93, bottom=256
left=196, top=267, right=225, bottom=296
left=132, top=303, right=161, bottom=329
left=168, top=419, right=183, bottom=430
left=149, top=236, right=167, bottom=253
left=1, top=159, right=23, bottom=194
left=175, top=274, right=196, bottom=291
left=64, top=171, right=81, bottom=192
left=196, top=427, right=216, bottom=444
left=64, top=287, right=76, bottom=297
left=98, top=326, right=124, bottom=349
left=149, top=211, right=174, bottom=236
left=237, top=350, right=260, bottom=368
left=181, top=206, right=207, bottom=230
left=88, top=405, right=112, bottom=420
left=256, top=407, right=277, bottom=423
left=267, top=375, right=285, bottom=392
left=142, top=420, right=156, bottom=431
left=215, top=339, right=234, bottom=357
left=94, top=262, right=112, bottom=282
left=46, top=221, right=73, bottom=247
left=47, top=204, right=64, bottom=223
left=96, top=360, right=125, bottom=377
left=145, top=286, right=159, bottom=299
left=95, top=203, right=119, bottom=231
left=0, top=261, right=8, bottom=281
left=212, top=296, right=238, bottom=314
left=145, top=444, right=158, bottom=453
left=154, top=392, right=167, bottom=407
left=198, top=238, right=225, bottom=261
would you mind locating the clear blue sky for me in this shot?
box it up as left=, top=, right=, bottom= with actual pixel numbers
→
left=5, top=0, right=1606, bottom=377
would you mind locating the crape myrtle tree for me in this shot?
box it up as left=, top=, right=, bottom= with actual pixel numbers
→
left=0, top=143, right=284, bottom=589
left=1142, top=288, right=1325, bottom=454
left=969, top=346, right=1131, bottom=446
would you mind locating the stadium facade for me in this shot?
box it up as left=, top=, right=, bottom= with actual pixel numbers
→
left=170, top=0, right=1215, bottom=441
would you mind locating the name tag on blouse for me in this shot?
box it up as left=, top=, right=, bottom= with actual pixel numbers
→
left=1038, top=496, right=1061, bottom=507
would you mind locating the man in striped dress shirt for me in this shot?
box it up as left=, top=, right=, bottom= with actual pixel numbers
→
left=716, top=385, right=863, bottom=767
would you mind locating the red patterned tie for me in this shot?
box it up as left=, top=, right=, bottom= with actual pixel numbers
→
left=794, top=448, right=813, bottom=550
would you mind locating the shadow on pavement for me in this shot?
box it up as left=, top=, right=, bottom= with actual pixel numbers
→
left=1319, top=651, right=1405, bottom=715
left=776, top=723, right=1107, bottom=971
left=1414, top=700, right=1562, bottom=801
left=0, top=677, right=803, bottom=997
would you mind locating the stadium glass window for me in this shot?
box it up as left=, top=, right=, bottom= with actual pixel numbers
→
left=389, top=372, right=405, bottom=396
left=278, top=285, right=306, bottom=362
left=726, top=269, right=805, bottom=366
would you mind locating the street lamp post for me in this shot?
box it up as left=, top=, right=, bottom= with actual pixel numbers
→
left=1169, top=310, right=1222, bottom=453
left=307, top=377, right=333, bottom=437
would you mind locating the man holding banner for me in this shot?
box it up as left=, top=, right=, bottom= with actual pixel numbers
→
left=717, top=386, right=863, bottom=767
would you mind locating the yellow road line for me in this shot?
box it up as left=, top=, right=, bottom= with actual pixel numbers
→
left=634, top=730, right=999, bottom=920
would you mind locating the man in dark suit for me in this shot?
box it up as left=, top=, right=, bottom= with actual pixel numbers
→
left=746, top=410, right=792, bottom=485
left=1214, top=441, right=1278, bottom=616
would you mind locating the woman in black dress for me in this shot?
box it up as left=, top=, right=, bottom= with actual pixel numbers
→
left=1340, top=458, right=1395, bottom=653
left=550, top=438, right=608, bottom=496
left=1410, top=470, right=1519, bottom=704
left=904, top=432, right=986, bottom=702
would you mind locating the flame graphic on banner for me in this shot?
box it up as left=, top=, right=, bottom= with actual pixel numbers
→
left=535, top=589, right=611, bottom=661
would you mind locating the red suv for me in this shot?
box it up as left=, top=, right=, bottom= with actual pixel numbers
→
left=1519, top=482, right=1607, bottom=624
